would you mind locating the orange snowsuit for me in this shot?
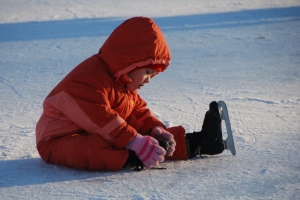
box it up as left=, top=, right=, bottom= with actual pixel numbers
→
left=36, top=17, right=187, bottom=171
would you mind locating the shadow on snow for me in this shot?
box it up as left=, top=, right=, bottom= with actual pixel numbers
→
left=0, top=158, right=133, bottom=188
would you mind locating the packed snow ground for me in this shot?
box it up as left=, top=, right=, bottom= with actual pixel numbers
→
left=0, top=0, right=300, bottom=199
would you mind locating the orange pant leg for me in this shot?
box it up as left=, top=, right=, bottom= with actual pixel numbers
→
left=165, top=126, right=188, bottom=160
left=37, top=133, right=128, bottom=171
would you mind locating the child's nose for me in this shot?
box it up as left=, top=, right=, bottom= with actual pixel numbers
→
left=144, top=76, right=151, bottom=83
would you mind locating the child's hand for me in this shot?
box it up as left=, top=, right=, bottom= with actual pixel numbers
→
left=126, top=134, right=166, bottom=169
left=151, top=126, right=176, bottom=156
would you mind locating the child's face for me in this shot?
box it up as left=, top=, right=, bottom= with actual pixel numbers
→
left=126, top=68, right=158, bottom=92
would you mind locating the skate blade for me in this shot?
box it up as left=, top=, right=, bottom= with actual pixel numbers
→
left=218, top=101, right=236, bottom=156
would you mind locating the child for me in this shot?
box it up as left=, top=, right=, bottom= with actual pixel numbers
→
left=36, top=16, right=224, bottom=171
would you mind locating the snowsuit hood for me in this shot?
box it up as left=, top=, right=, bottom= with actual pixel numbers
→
left=99, top=16, right=171, bottom=80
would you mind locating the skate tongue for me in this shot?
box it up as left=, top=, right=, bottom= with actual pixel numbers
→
left=209, top=101, right=220, bottom=116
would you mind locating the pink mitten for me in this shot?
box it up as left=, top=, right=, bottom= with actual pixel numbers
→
left=126, top=134, right=166, bottom=168
left=151, top=126, right=176, bottom=156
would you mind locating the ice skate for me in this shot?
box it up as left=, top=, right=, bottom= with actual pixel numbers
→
left=185, top=101, right=224, bottom=158
left=185, top=101, right=236, bottom=158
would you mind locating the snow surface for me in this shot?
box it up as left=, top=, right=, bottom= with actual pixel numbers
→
left=1, top=0, right=300, bottom=199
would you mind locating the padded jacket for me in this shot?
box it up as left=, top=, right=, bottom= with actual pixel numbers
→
left=36, top=17, right=172, bottom=169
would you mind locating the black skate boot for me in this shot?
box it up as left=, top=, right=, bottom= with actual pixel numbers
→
left=185, top=101, right=224, bottom=158
left=185, top=130, right=205, bottom=158
left=200, top=101, right=225, bottom=155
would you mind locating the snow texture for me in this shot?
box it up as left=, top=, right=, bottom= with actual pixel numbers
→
left=0, top=0, right=300, bottom=199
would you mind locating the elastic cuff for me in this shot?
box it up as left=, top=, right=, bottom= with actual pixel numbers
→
left=125, top=135, right=137, bottom=149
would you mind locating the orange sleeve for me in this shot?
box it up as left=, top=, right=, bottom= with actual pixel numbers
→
left=46, top=72, right=136, bottom=149
left=126, top=95, right=166, bottom=135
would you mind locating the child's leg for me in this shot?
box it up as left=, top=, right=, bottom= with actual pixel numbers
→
left=165, top=101, right=225, bottom=160
left=37, top=133, right=128, bottom=171
left=165, top=126, right=188, bottom=160
left=165, top=125, right=202, bottom=159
